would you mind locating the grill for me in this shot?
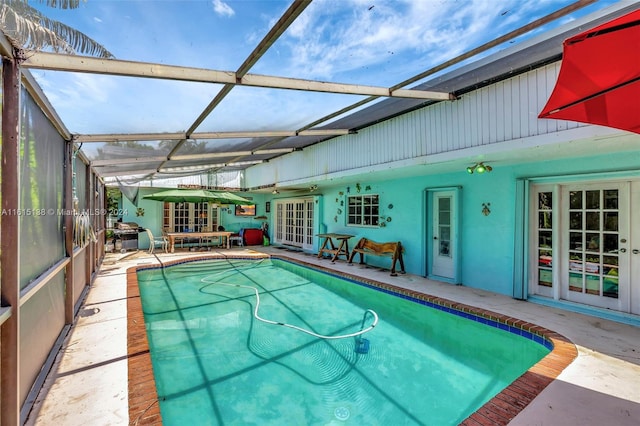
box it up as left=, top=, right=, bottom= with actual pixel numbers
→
left=113, top=222, right=144, bottom=252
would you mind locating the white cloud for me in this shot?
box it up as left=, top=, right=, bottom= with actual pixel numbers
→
left=212, top=0, right=235, bottom=18
left=274, top=0, right=573, bottom=85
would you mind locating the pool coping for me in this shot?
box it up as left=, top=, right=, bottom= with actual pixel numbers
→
left=126, top=254, right=578, bottom=426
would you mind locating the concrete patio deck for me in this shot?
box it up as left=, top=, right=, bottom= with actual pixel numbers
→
left=24, top=247, right=640, bottom=425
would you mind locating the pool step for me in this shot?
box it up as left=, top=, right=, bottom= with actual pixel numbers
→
left=166, top=260, right=264, bottom=275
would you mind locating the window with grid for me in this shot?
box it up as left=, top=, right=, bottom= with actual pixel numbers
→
left=347, top=194, right=379, bottom=227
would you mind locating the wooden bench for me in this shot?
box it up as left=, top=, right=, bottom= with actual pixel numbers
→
left=347, top=238, right=406, bottom=276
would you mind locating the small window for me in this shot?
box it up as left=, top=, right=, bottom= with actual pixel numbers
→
left=347, top=194, right=379, bottom=227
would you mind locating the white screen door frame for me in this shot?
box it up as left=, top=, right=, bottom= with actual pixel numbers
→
left=426, top=187, right=461, bottom=284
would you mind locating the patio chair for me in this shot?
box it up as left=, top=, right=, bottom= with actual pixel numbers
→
left=230, top=233, right=243, bottom=247
left=145, top=228, right=168, bottom=254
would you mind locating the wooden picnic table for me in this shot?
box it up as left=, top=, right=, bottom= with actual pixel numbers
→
left=166, top=231, right=232, bottom=252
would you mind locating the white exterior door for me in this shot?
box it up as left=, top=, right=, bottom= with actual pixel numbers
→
left=431, top=191, right=456, bottom=280
left=631, top=182, right=640, bottom=315
left=273, top=198, right=314, bottom=250
left=531, top=181, right=639, bottom=314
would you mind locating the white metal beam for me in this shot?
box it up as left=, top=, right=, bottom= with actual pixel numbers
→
left=238, top=74, right=454, bottom=100
left=171, top=148, right=295, bottom=161
left=75, top=132, right=186, bottom=143
left=99, top=168, right=158, bottom=177
left=193, top=131, right=294, bottom=139
left=298, top=129, right=353, bottom=136
left=91, top=156, right=167, bottom=166
left=74, top=129, right=352, bottom=143
left=22, top=52, right=453, bottom=100
left=171, top=151, right=252, bottom=161
left=158, top=159, right=263, bottom=173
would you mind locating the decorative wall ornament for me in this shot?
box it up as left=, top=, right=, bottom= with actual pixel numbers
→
left=482, top=202, right=491, bottom=216
left=379, top=215, right=392, bottom=225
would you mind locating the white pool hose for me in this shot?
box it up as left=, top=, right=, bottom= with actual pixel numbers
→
left=201, top=276, right=378, bottom=340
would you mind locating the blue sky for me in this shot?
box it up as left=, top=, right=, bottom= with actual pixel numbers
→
left=28, top=0, right=622, bottom=138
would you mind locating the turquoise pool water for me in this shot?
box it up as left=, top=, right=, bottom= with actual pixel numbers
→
left=137, top=258, right=550, bottom=425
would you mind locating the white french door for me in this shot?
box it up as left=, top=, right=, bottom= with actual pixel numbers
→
left=531, top=181, right=639, bottom=314
left=273, top=198, right=314, bottom=250
left=163, top=202, right=219, bottom=232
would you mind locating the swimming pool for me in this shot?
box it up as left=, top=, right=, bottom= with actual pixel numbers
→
left=135, top=257, right=553, bottom=425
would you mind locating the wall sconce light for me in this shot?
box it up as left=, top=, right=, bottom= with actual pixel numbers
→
left=466, top=162, right=493, bottom=174
left=309, top=185, right=318, bottom=192
left=272, top=189, right=279, bottom=194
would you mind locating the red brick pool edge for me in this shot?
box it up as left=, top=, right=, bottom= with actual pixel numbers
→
left=126, top=255, right=577, bottom=425
left=127, top=266, right=162, bottom=425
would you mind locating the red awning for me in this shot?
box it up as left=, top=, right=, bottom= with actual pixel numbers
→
left=538, top=9, right=640, bottom=134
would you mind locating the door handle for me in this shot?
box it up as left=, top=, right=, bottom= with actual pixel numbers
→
left=619, top=248, right=627, bottom=253
left=633, top=249, right=639, bottom=254
left=433, top=237, right=438, bottom=240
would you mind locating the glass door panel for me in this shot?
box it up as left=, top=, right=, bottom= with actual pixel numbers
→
left=536, top=191, right=554, bottom=291
left=194, top=202, right=209, bottom=231
left=566, top=188, right=619, bottom=299
left=437, top=197, right=451, bottom=257
left=305, top=200, right=314, bottom=247
left=173, top=202, right=190, bottom=232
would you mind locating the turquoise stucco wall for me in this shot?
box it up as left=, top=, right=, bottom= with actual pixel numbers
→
left=285, top=149, right=640, bottom=297
left=309, top=170, right=517, bottom=295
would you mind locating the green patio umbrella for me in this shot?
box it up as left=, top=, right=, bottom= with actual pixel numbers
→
left=143, top=189, right=254, bottom=205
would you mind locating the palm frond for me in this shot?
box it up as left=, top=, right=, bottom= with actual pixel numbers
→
left=5, top=0, right=82, bottom=11
left=0, top=1, right=114, bottom=58
left=41, top=0, right=82, bottom=9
